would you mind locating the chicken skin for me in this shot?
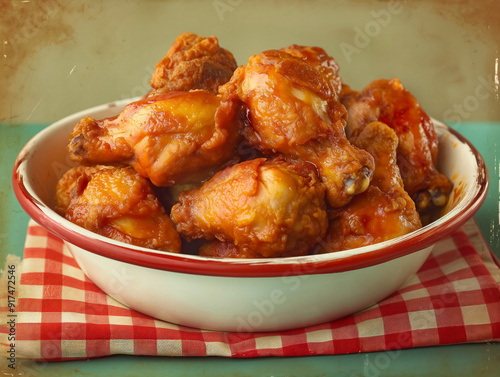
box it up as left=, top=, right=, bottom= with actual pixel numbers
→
left=341, top=78, right=453, bottom=216
left=323, top=122, right=422, bottom=252
left=171, top=158, right=328, bottom=258
left=55, top=166, right=182, bottom=252
left=69, top=90, right=241, bottom=187
left=219, top=49, right=374, bottom=208
left=149, top=32, right=237, bottom=95
left=281, top=44, right=343, bottom=100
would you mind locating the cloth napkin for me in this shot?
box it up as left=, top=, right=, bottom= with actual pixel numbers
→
left=2, top=219, right=499, bottom=361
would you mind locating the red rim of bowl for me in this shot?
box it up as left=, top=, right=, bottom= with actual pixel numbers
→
left=12, top=119, right=488, bottom=278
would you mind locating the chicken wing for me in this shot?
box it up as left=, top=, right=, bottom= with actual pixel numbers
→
left=55, top=165, right=181, bottom=252
left=149, top=32, right=237, bottom=94
left=69, top=90, right=241, bottom=187
left=171, top=158, right=328, bottom=258
left=219, top=49, right=374, bottom=208
left=323, top=121, right=422, bottom=252
left=341, top=78, right=453, bottom=217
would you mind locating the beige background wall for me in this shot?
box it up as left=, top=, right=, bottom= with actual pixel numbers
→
left=1, top=0, right=499, bottom=125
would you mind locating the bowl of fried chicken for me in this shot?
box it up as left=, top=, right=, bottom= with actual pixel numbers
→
left=13, top=33, right=488, bottom=332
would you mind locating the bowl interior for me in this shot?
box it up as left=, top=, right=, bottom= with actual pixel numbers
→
left=433, top=122, right=485, bottom=222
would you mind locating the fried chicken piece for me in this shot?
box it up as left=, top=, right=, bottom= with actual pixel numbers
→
left=323, top=122, right=422, bottom=252
left=69, top=90, right=241, bottom=187
left=171, top=158, right=328, bottom=258
left=55, top=165, right=181, bottom=252
left=149, top=33, right=237, bottom=94
left=219, top=49, right=374, bottom=208
left=341, top=78, right=453, bottom=216
left=281, top=44, right=343, bottom=100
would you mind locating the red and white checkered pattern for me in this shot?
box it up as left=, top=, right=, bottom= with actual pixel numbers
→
left=2, top=219, right=499, bottom=361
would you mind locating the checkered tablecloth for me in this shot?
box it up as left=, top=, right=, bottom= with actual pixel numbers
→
left=1, top=219, right=499, bottom=361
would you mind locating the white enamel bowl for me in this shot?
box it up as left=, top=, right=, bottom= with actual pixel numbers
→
left=12, top=98, right=488, bottom=332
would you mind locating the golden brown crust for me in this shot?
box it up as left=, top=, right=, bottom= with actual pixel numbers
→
left=150, top=33, right=237, bottom=94
left=171, top=158, right=328, bottom=258
left=55, top=165, right=181, bottom=252
left=219, top=49, right=374, bottom=208
left=341, top=78, right=453, bottom=214
left=68, top=91, right=242, bottom=187
left=57, top=34, right=454, bottom=257
left=281, top=44, right=343, bottom=99
left=323, top=122, right=422, bottom=251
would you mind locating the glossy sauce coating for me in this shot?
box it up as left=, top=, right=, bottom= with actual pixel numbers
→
left=219, top=49, right=375, bottom=208
left=341, top=78, right=453, bottom=216
left=324, top=122, right=422, bottom=251
left=171, top=158, right=328, bottom=258
left=69, top=90, right=241, bottom=186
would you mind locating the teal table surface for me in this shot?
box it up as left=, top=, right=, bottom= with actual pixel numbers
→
left=1, top=122, right=499, bottom=376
